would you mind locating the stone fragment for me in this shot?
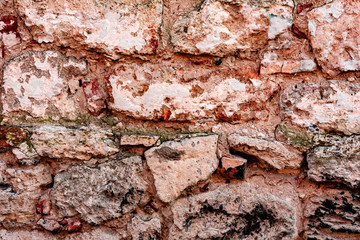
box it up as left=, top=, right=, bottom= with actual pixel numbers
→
left=128, top=215, right=162, bottom=240
left=120, top=134, right=159, bottom=147
left=64, top=228, right=125, bottom=240
left=31, top=126, right=119, bottom=160
left=170, top=0, right=293, bottom=56
left=15, top=0, right=162, bottom=58
left=0, top=230, right=56, bottom=240
left=36, top=199, right=52, bottom=215
left=108, top=63, right=279, bottom=122
left=281, top=81, right=360, bottom=134
left=37, top=218, right=61, bottom=233
left=66, top=220, right=82, bottom=233
left=0, top=126, right=27, bottom=149
left=0, top=163, right=52, bottom=223
left=12, top=142, right=38, bottom=165
left=307, top=0, right=360, bottom=76
left=82, top=78, right=106, bottom=116
left=297, top=3, right=313, bottom=14
left=169, top=177, right=299, bottom=239
left=307, top=134, right=360, bottom=188
left=145, top=135, right=218, bottom=203
left=304, top=190, right=360, bottom=239
left=51, top=156, right=148, bottom=224
left=261, top=52, right=316, bottom=74
left=228, top=133, right=303, bottom=170
left=1, top=50, right=87, bottom=121
left=218, top=155, right=247, bottom=179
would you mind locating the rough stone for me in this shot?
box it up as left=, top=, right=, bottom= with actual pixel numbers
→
left=1, top=50, right=87, bottom=121
left=82, top=78, right=106, bottom=116
left=307, top=0, right=360, bottom=76
left=228, top=133, right=303, bottom=170
left=11, top=142, right=38, bottom=165
left=15, top=0, right=163, bottom=58
left=31, top=126, right=119, bottom=160
left=51, top=156, right=148, bottom=224
left=170, top=0, right=293, bottom=56
left=169, top=177, right=299, bottom=239
left=145, top=135, right=218, bottom=203
left=304, top=190, right=360, bottom=239
left=108, top=63, right=279, bottom=122
left=65, top=219, right=82, bottom=232
left=36, top=199, right=52, bottom=215
left=0, top=163, right=52, bottom=223
left=0, top=230, right=56, bottom=240
left=307, top=134, right=360, bottom=188
left=281, top=81, right=360, bottom=135
left=218, top=155, right=247, bottom=179
left=0, top=126, right=27, bottom=149
left=64, top=228, right=125, bottom=240
left=261, top=50, right=317, bottom=74
left=128, top=214, right=162, bottom=240
left=37, top=218, right=61, bottom=232
left=120, top=134, right=159, bottom=147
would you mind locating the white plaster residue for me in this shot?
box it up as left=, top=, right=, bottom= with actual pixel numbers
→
left=296, top=60, right=317, bottom=72
left=250, top=79, right=263, bottom=87
left=228, top=78, right=246, bottom=92
left=342, top=31, right=348, bottom=41
left=0, top=21, right=6, bottom=31
left=348, top=114, right=360, bottom=124
left=1, top=33, right=19, bottom=47
left=340, top=60, right=360, bottom=71
left=86, top=12, right=146, bottom=51
left=268, top=15, right=292, bottom=39
left=308, top=20, right=317, bottom=36
left=336, top=92, right=354, bottom=111
left=315, top=113, right=331, bottom=123
left=142, top=83, right=190, bottom=111
left=195, top=2, right=237, bottom=52
left=318, top=1, right=344, bottom=23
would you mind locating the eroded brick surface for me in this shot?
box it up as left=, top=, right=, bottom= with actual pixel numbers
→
left=15, top=0, right=163, bottom=58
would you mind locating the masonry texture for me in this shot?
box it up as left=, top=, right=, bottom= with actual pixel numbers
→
left=0, top=0, right=359, bottom=239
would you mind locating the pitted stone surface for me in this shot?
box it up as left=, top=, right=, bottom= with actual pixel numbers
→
left=0, top=163, right=52, bottom=223
left=170, top=0, right=293, bottom=56
left=145, top=135, right=218, bottom=203
left=15, top=0, right=163, bottom=58
left=31, top=126, right=119, bottom=160
left=281, top=81, right=360, bottom=135
left=228, top=133, right=303, bottom=170
left=169, top=177, right=299, bottom=240
left=51, top=156, right=148, bottom=224
left=308, top=134, right=360, bottom=188
left=108, top=63, right=279, bottom=122
left=120, top=134, right=159, bottom=147
left=0, top=230, right=56, bottom=240
left=64, top=228, right=126, bottom=240
left=1, top=50, right=87, bottom=120
left=307, top=0, right=360, bottom=76
left=128, top=214, right=162, bottom=240
left=304, top=190, right=360, bottom=239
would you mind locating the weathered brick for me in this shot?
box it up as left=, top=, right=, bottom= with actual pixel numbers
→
left=307, top=0, right=360, bottom=76
left=14, top=0, right=163, bottom=58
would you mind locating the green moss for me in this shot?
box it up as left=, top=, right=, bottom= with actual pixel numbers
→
left=119, top=126, right=214, bottom=143
left=268, top=13, right=278, bottom=18
left=276, top=124, right=314, bottom=149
